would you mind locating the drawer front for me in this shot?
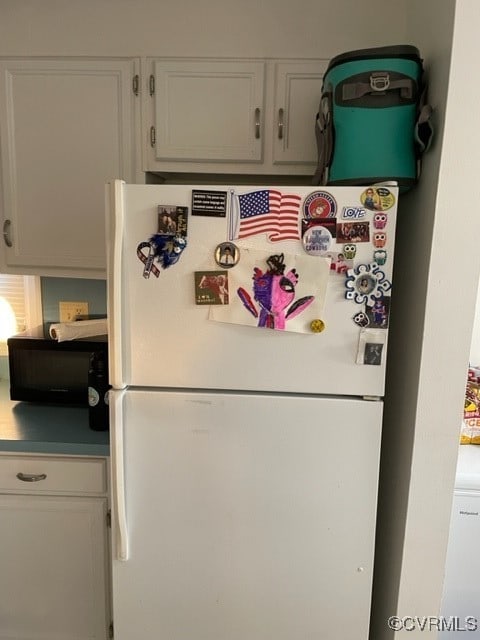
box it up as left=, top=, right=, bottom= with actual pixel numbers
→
left=0, top=455, right=107, bottom=494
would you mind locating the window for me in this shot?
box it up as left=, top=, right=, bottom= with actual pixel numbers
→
left=0, top=275, right=42, bottom=355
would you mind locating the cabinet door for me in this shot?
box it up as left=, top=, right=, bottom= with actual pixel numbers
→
left=0, top=494, right=109, bottom=640
left=272, top=61, right=326, bottom=165
left=151, top=59, right=264, bottom=163
left=0, top=59, right=138, bottom=277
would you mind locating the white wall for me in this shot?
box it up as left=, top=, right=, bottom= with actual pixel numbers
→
left=0, top=0, right=407, bottom=58
left=469, top=280, right=480, bottom=363
left=372, top=1, right=480, bottom=638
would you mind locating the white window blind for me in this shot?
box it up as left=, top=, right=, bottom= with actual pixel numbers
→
left=0, top=274, right=26, bottom=333
left=0, top=275, right=26, bottom=355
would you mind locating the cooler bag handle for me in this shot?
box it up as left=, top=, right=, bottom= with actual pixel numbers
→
left=341, top=72, right=415, bottom=101
left=312, top=91, right=333, bottom=185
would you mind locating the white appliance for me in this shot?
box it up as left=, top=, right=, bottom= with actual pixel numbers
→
left=107, top=180, right=398, bottom=640
left=440, top=445, right=480, bottom=637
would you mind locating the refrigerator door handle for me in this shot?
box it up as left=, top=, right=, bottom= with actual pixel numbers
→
left=110, top=389, right=129, bottom=561
left=106, top=179, right=126, bottom=389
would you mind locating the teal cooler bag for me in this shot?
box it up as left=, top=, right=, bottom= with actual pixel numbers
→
left=314, top=45, right=432, bottom=191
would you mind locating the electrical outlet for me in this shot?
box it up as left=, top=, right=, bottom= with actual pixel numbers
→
left=59, top=301, right=89, bottom=322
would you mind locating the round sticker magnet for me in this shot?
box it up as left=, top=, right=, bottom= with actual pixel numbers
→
left=215, top=242, right=240, bottom=268
left=360, top=187, right=396, bottom=212
left=303, top=191, right=337, bottom=219
left=302, top=225, right=333, bottom=255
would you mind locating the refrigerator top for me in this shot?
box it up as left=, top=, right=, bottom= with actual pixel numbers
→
left=107, top=181, right=398, bottom=397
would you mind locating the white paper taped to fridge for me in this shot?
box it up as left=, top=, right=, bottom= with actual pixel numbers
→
left=209, top=248, right=330, bottom=334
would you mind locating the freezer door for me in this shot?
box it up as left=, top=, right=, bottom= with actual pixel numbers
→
left=110, top=389, right=383, bottom=640
left=107, top=181, right=397, bottom=396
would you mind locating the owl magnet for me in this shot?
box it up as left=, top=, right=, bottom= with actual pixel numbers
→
left=373, top=232, right=387, bottom=248
left=373, top=249, right=387, bottom=265
left=353, top=311, right=370, bottom=328
left=373, top=213, right=388, bottom=229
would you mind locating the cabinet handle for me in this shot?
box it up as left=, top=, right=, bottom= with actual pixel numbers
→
left=254, top=108, right=261, bottom=139
left=277, top=108, right=284, bottom=139
left=150, top=126, right=156, bottom=147
left=132, top=74, right=139, bottom=96
left=16, top=472, right=47, bottom=482
left=3, top=219, right=12, bottom=247
left=111, top=389, right=129, bottom=561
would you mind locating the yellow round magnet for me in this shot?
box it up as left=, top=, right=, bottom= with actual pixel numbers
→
left=310, top=319, right=325, bottom=333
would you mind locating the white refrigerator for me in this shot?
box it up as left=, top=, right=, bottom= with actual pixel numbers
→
left=106, top=180, right=398, bottom=640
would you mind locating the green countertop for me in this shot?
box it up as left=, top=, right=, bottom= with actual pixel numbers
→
left=0, top=380, right=109, bottom=456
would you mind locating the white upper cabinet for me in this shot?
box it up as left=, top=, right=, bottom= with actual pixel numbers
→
left=151, top=59, right=264, bottom=163
left=272, top=61, right=327, bottom=166
left=145, top=58, right=326, bottom=176
left=0, top=58, right=139, bottom=278
left=0, top=56, right=325, bottom=277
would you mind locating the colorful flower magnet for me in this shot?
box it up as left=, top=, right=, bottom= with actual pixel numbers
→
left=345, top=263, right=392, bottom=306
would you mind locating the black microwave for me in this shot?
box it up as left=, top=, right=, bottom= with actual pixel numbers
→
left=7, top=336, right=108, bottom=405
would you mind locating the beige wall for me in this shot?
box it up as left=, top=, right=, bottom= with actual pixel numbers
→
left=372, top=1, right=480, bottom=637
left=0, top=0, right=407, bottom=58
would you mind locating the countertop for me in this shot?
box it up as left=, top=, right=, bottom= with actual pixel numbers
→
left=0, top=380, right=109, bottom=456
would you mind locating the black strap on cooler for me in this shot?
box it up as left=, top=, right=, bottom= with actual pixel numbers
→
left=414, top=77, right=434, bottom=179
left=312, top=90, right=333, bottom=186
left=342, top=72, right=415, bottom=101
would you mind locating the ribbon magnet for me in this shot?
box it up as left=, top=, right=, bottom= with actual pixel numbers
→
left=137, top=235, right=187, bottom=279
left=137, top=204, right=189, bottom=279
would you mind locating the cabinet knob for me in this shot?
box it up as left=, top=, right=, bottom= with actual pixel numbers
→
left=16, top=472, right=47, bottom=482
left=3, top=219, right=12, bottom=247
left=278, top=108, right=284, bottom=140
left=254, top=108, right=261, bottom=140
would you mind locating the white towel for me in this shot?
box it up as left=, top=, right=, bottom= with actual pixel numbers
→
left=49, top=318, right=108, bottom=342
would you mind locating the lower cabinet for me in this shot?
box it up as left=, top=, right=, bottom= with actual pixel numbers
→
left=0, top=455, right=111, bottom=640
